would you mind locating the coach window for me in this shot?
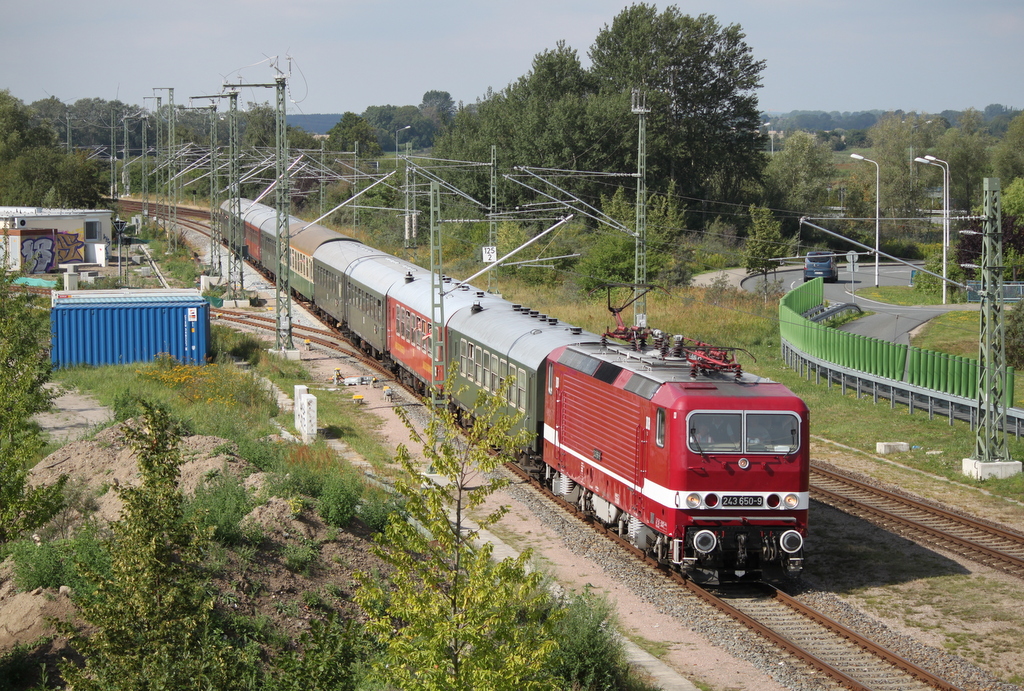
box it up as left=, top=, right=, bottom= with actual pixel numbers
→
left=481, top=352, right=490, bottom=390
left=655, top=409, right=665, bottom=447
left=517, top=367, right=527, bottom=411
left=460, top=339, right=468, bottom=375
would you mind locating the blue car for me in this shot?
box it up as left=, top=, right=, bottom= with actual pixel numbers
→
left=803, top=251, right=838, bottom=283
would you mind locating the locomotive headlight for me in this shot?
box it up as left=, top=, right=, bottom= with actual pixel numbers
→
left=704, top=493, right=719, bottom=507
left=783, top=493, right=800, bottom=509
left=692, top=529, right=717, bottom=554
left=686, top=493, right=701, bottom=509
left=737, top=457, right=750, bottom=469
left=780, top=530, right=804, bottom=554
left=767, top=494, right=780, bottom=508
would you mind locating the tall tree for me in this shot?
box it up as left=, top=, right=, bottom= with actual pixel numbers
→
left=326, top=112, right=382, bottom=155
left=764, top=130, right=837, bottom=218
left=936, top=108, right=992, bottom=210
left=993, top=112, right=1024, bottom=183
left=419, top=90, right=456, bottom=129
left=588, top=5, right=767, bottom=209
left=865, top=112, right=942, bottom=220
left=355, top=384, right=560, bottom=690
left=0, top=91, right=105, bottom=207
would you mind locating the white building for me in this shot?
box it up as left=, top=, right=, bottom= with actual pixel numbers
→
left=0, top=207, right=113, bottom=273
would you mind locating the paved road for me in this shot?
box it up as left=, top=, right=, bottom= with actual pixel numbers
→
left=732, top=262, right=977, bottom=346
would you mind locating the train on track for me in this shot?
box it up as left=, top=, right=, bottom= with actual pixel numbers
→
left=221, top=198, right=810, bottom=582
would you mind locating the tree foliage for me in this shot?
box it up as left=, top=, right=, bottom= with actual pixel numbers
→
left=589, top=6, right=766, bottom=206
left=0, top=269, right=66, bottom=546
left=764, top=130, right=836, bottom=218
left=326, top=111, right=382, bottom=155
left=864, top=112, right=942, bottom=219
left=936, top=108, right=993, bottom=210
left=745, top=205, right=786, bottom=303
left=435, top=5, right=767, bottom=224
left=355, top=383, right=560, bottom=690
left=0, top=90, right=105, bottom=207
left=992, top=112, right=1024, bottom=184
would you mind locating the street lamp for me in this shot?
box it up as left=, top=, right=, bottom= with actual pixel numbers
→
left=395, top=124, right=411, bottom=163
left=851, top=154, right=881, bottom=287
left=914, top=155, right=951, bottom=304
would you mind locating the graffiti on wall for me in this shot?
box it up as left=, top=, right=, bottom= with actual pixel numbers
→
left=19, top=232, right=86, bottom=273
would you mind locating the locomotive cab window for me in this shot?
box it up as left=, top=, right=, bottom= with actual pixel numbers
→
left=688, top=413, right=742, bottom=453
left=655, top=409, right=665, bottom=447
left=746, top=413, right=799, bottom=453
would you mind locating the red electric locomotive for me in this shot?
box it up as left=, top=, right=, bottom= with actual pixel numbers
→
left=542, top=321, right=808, bottom=583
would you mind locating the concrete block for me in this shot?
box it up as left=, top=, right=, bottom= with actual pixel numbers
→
left=876, top=442, right=910, bottom=454
left=962, top=458, right=1023, bottom=480
left=266, top=348, right=301, bottom=361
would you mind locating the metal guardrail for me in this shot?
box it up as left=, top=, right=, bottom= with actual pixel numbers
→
left=781, top=340, right=1024, bottom=439
left=965, top=281, right=1024, bottom=303
left=803, top=302, right=863, bottom=323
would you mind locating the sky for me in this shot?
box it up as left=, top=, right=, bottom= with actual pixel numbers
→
left=5, top=0, right=1022, bottom=118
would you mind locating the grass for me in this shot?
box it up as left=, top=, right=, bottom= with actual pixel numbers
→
left=855, top=285, right=947, bottom=306
left=911, top=310, right=981, bottom=357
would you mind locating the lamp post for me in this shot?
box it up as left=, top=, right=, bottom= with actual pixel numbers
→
left=914, top=155, right=951, bottom=304
left=850, top=154, right=881, bottom=287
left=395, top=125, right=411, bottom=164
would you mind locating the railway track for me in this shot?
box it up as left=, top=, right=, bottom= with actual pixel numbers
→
left=810, top=464, right=1024, bottom=580
left=504, top=462, right=967, bottom=691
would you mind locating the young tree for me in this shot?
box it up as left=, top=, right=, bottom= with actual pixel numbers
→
left=355, top=383, right=560, bottom=691
left=60, top=402, right=256, bottom=690
left=0, top=269, right=66, bottom=546
left=745, top=205, right=786, bottom=303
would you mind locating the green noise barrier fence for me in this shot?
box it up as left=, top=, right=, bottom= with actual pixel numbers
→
left=779, top=279, right=1014, bottom=406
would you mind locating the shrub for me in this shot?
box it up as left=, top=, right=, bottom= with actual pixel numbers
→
left=549, top=590, right=635, bottom=691
left=357, top=490, right=406, bottom=534
left=186, top=470, right=255, bottom=546
left=282, top=539, right=319, bottom=576
left=318, top=470, right=363, bottom=528
left=236, top=436, right=287, bottom=472
left=8, top=523, right=110, bottom=595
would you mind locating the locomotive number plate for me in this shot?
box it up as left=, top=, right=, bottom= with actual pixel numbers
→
left=722, top=495, right=763, bottom=507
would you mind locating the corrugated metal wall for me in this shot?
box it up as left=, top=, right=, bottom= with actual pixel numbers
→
left=51, top=293, right=210, bottom=368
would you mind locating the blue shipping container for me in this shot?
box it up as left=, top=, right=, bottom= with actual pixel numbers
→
left=51, top=289, right=211, bottom=368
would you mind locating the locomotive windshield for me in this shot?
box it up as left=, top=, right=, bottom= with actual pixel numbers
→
left=688, top=412, right=799, bottom=454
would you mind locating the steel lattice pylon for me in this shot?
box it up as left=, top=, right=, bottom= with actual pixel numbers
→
left=429, top=181, right=445, bottom=406
left=632, top=89, right=649, bottom=329
left=974, top=178, right=1010, bottom=464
